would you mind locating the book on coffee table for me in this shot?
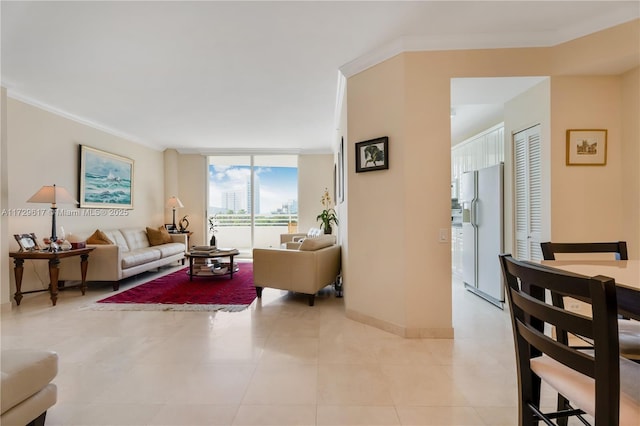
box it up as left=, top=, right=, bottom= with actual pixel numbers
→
left=189, top=245, right=218, bottom=255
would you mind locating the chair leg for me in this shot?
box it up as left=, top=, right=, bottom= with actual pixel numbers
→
left=308, top=294, right=315, bottom=306
left=255, top=286, right=263, bottom=298
left=556, top=394, right=569, bottom=426
left=112, top=281, right=119, bottom=291
left=27, top=411, right=47, bottom=426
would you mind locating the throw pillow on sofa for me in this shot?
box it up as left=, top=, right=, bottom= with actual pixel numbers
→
left=146, top=226, right=172, bottom=246
left=86, top=229, right=113, bottom=245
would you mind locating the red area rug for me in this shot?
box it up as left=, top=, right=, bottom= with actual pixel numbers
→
left=93, top=263, right=256, bottom=312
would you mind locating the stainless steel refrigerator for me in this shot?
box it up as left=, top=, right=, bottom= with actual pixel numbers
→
left=459, top=163, right=504, bottom=307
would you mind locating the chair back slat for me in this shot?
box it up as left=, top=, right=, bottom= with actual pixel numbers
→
left=540, top=241, right=628, bottom=260
left=499, top=254, right=621, bottom=425
left=515, top=318, right=595, bottom=377
left=511, top=289, right=594, bottom=342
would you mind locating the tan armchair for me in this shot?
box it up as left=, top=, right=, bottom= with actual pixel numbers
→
left=253, top=235, right=341, bottom=306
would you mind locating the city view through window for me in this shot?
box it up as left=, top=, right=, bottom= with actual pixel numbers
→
left=207, top=155, right=298, bottom=255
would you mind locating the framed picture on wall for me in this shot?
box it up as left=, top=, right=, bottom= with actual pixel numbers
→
left=355, top=136, right=389, bottom=173
left=338, top=138, right=344, bottom=202
left=566, top=129, right=607, bottom=166
left=79, top=145, right=134, bottom=208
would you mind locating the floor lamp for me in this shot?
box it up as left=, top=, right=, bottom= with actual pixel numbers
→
left=27, top=184, right=77, bottom=251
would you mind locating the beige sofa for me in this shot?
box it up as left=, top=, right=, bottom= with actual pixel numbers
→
left=58, top=228, right=187, bottom=290
left=1, top=349, right=58, bottom=426
left=253, top=234, right=341, bottom=306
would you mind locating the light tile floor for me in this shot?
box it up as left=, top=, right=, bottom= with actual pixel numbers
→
left=2, top=264, right=585, bottom=425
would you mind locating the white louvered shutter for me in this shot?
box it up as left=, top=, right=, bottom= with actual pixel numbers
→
left=514, top=125, right=543, bottom=261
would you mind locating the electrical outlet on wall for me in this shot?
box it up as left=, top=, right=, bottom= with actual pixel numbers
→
left=439, top=228, right=449, bottom=243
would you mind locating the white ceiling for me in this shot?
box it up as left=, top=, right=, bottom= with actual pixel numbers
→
left=2, top=1, right=638, bottom=153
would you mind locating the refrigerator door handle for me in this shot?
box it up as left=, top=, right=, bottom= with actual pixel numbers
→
left=470, top=200, right=477, bottom=227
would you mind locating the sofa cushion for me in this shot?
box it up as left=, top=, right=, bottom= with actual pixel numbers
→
left=102, top=230, right=129, bottom=252
left=86, top=229, right=113, bottom=245
left=155, top=242, right=186, bottom=258
left=121, top=247, right=162, bottom=269
left=121, top=228, right=151, bottom=251
left=299, top=235, right=335, bottom=251
left=146, top=226, right=172, bottom=246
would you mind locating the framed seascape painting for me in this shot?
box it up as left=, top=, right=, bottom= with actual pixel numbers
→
left=79, top=145, right=134, bottom=208
left=355, top=136, right=389, bottom=173
left=566, top=129, right=607, bottom=166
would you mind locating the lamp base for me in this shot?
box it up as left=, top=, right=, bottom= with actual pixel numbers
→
left=42, top=240, right=60, bottom=252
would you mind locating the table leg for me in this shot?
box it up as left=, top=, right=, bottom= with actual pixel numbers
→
left=229, top=255, right=235, bottom=279
left=79, top=253, right=90, bottom=295
left=12, top=258, right=24, bottom=305
left=189, top=257, right=194, bottom=281
left=47, top=257, right=60, bottom=306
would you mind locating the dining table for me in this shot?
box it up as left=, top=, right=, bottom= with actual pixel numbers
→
left=541, top=260, right=640, bottom=321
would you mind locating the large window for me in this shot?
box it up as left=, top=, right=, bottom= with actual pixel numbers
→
left=207, top=155, right=298, bottom=256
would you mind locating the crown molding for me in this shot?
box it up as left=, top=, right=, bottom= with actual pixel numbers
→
left=4, top=88, right=162, bottom=151
left=340, top=14, right=639, bottom=78
left=333, top=70, right=346, bottom=132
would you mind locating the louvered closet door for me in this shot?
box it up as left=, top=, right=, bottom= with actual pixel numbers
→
left=514, top=125, right=543, bottom=261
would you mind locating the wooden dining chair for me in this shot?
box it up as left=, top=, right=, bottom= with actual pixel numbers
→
left=540, top=241, right=640, bottom=425
left=540, top=241, right=639, bottom=355
left=499, top=254, right=640, bottom=426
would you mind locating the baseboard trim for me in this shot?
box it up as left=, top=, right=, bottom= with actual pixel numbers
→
left=346, top=308, right=454, bottom=339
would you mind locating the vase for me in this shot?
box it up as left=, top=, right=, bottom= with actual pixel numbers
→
left=209, top=234, right=216, bottom=247
left=324, top=225, right=332, bottom=235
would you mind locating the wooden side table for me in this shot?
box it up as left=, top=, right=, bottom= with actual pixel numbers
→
left=9, top=247, right=95, bottom=306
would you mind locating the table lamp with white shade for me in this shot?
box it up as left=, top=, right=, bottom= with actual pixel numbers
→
left=166, top=196, right=184, bottom=231
left=27, top=184, right=77, bottom=251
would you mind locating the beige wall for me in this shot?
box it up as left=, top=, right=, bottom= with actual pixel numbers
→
left=2, top=98, right=166, bottom=298
left=298, top=154, right=334, bottom=233
left=347, top=55, right=412, bottom=335
left=162, top=149, right=207, bottom=246
left=550, top=76, right=626, bottom=244
left=176, top=153, right=206, bottom=246
left=1, top=88, right=9, bottom=309
left=621, top=67, right=640, bottom=259
left=346, top=20, right=639, bottom=336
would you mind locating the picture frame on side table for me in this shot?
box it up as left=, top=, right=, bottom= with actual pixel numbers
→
left=14, top=233, right=40, bottom=251
left=79, top=145, right=134, bottom=208
left=355, top=136, right=389, bottom=173
left=566, top=129, right=607, bottom=166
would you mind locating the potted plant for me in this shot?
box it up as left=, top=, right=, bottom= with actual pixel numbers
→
left=316, top=188, right=339, bottom=234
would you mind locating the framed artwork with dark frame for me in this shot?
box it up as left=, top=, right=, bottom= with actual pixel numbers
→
left=338, top=138, right=345, bottom=202
left=566, top=129, right=607, bottom=166
left=79, top=145, right=134, bottom=208
left=14, top=233, right=40, bottom=251
left=355, top=136, right=389, bottom=173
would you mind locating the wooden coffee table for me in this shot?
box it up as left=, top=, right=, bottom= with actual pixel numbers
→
left=186, top=248, right=240, bottom=281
